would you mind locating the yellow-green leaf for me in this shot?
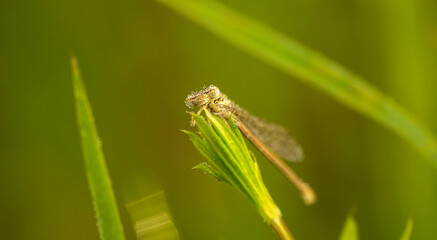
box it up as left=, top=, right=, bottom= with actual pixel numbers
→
left=340, top=216, right=359, bottom=240
left=399, top=218, right=413, bottom=240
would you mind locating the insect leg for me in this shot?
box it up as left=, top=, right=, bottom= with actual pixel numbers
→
left=190, top=107, right=205, bottom=127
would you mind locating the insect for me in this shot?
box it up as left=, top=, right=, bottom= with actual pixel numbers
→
left=186, top=85, right=315, bottom=205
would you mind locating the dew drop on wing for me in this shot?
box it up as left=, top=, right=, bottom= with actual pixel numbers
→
left=235, top=109, right=304, bottom=162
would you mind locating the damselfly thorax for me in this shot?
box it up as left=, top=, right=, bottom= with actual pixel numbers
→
left=186, top=85, right=303, bottom=162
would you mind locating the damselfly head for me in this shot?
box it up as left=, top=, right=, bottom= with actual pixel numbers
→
left=185, top=85, right=221, bottom=108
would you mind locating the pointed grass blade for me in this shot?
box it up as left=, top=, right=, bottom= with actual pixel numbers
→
left=71, top=56, right=126, bottom=240
left=339, top=215, right=359, bottom=240
left=156, top=0, right=437, bottom=168
left=193, top=162, right=229, bottom=183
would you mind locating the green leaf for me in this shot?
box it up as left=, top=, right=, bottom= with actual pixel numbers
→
left=193, top=162, right=229, bottom=183
left=228, top=115, right=246, bottom=149
left=183, top=128, right=249, bottom=201
left=183, top=128, right=235, bottom=184
left=71, top=56, right=126, bottom=240
left=156, top=0, right=437, bottom=168
left=399, top=218, right=413, bottom=240
left=339, top=215, right=359, bottom=240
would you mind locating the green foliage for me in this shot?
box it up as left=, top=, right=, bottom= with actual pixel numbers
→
left=71, top=57, right=126, bottom=240
left=156, top=0, right=437, bottom=168
left=339, top=216, right=359, bottom=240
left=183, top=110, right=281, bottom=224
left=338, top=215, right=413, bottom=240
left=399, top=218, right=413, bottom=240
left=193, top=162, right=229, bottom=183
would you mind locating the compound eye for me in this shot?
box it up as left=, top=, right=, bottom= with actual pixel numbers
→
left=208, top=87, right=220, bottom=98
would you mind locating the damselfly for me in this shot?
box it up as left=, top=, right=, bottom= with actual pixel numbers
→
left=186, top=85, right=315, bottom=205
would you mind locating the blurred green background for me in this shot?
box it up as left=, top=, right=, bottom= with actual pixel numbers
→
left=1, top=0, right=437, bottom=239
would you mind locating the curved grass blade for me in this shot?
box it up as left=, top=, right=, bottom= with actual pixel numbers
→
left=71, top=56, right=126, bottom=240
left=399, top=218, right=413, bottom=240
left=155, top=0, right=437, bottom=168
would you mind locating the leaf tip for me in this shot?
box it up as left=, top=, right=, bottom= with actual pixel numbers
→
left=70, top=55, right=77, bottom=65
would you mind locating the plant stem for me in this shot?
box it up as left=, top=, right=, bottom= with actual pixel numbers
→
left=271, top=217, right=294, bottom=240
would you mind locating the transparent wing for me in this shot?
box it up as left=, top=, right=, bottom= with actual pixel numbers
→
left=234, top=107, right=304, bottom=162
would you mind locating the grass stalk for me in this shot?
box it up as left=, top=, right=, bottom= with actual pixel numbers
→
left=271, top=218, right=294, bottom=240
